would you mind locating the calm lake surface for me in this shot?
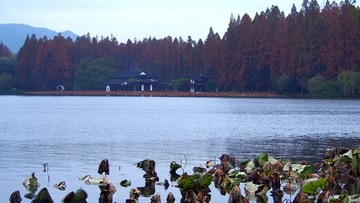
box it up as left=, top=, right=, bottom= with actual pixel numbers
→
left=0, top=95, right=359, bottom=202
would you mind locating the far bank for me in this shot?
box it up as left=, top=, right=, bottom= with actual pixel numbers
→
left=22, top=90, right=283, bottom=98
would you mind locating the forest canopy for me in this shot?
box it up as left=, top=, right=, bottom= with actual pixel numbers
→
left=1, top=0, right=360, bottom=97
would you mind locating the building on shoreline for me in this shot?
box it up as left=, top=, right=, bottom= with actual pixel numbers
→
left=105, top=70, right=159, bottom=92
left=105, top=70, right=215, bottom=93
left=188, top=73, right=214, bottom=93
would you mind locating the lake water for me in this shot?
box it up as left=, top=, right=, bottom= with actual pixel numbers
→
left=0, top=95, right=359, bottom=202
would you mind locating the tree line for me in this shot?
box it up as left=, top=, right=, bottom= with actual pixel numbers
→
left=1, top=0, right=360, bottom=97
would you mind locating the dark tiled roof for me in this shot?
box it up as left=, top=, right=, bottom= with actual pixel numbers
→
left=131, top=78, right=158, bottom=84
left=105, top=78, right=158, bottom=86
left=105, top=78, right=126, bottom=85
left=105, top=70, right=157, bottom=86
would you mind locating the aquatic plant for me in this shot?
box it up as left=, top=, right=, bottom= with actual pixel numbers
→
left=31, top=187, right=53, bottom=203
left=9, top=190, right=22, bottom=203
left=62, top=188, right=88, bottom=203
left=13, top=148, right=360, bottom=202
left=120, top=179, right=132, bottom=187
left=98, top=159, right=109, bottom=176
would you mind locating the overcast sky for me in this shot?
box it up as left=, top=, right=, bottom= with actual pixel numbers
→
left=1, top=0, right=347, bottom=43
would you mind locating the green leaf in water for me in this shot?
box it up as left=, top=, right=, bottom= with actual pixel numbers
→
left=330, top=194, right=349, bottom=203
left=32, top=187, right=53, bottom=203
left=177, top=172, right=211, bottom=192
left=255, top=152, right=269, bottom=167
left=74, top=188, right=88, bottom=201
left=120, top=179, right=132, bottom=187
left=240, top=159, right=255, bottom=173
left=198, top=173, right=212, bottom=189
left=299, top=165, right=312, bottom=179
left=301, top=178, right=326, bottom=195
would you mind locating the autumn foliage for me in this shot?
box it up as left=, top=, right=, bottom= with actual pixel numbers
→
left=9, top=1, right=360, bottom=95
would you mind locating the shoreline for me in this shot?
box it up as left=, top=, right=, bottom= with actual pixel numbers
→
left=22, top=90, right=283, bottom=98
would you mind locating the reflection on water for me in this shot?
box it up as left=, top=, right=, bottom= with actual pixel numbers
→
left=225, top=133, right=360, bottom=163
left=0, top=96, right=359, bottom=202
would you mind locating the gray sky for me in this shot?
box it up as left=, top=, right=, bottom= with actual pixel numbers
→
left=1, top=0, right=345, bottom=43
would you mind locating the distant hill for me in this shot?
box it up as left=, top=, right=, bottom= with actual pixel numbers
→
left=0, top=23, right=78, bottom=54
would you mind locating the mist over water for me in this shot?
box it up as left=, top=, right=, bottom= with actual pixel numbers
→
left=1, top=96, right=359, bottom=202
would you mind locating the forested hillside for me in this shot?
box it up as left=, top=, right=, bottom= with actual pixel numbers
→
left=1, top=0, right=360, bottom=97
